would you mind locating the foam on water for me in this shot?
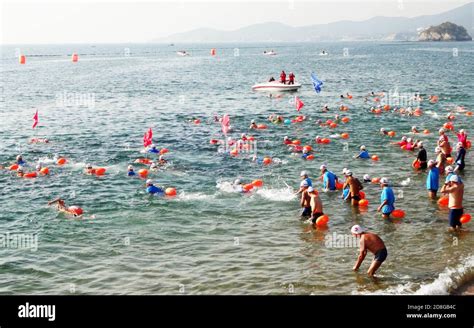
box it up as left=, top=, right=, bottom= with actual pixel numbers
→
left=256, top=187, right=296, bottom=202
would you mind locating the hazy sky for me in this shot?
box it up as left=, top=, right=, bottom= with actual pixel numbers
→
left=1, top=0, right=471, bottom=44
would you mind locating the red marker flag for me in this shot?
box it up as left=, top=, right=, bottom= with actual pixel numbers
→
left=32, top=110, right=39, bottom=128
left=143, top=128, right=153, bottom=147
left=295, top=96, right=304, bottom=111
left=221, top=114, right=230, bottom=135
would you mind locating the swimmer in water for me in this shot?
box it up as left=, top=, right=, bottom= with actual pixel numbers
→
left=308, top=187, right=324, bottom=224
left=241, top=133, right=248, bottom=141
left=363, top=174, right=371, bottom=183
left=127, top=165, right=136, bottom=176
left=35, top=163, right=42, bottom=172
left=249, top=120, right=258, bottom=130
left=314, top=136, right=322, bottom=144
left=438, top=128, right=452, bottom=158
left=158, top=155, right=167, bottom=165
left=295, top=171, right=312, bottom=194
left=232, top=179, right=244, bottom=193
left=343, top=170, right=363, bottom=206
left=355, top=145, right=370, bottom=159
left=16, top=166, right=24, bottom=177
left=145, top=179, right=164, bottom=195
left=283, top=136, right=292, bottom=145
left=392, top=135, right=408, bottom=147
left=299, top=180, right=311, bottom=218
left=351, top=225, right=387, bottom=277
left=320, top=165, right=338, bottom=191
left=148, top=144, right=160, bottom=154
left=322, top=104, right=329, bottom=112
left=16, top=155, right=25, bottom=166
left=454, top=142, right=466, bottom=173
left=426, top=160, right=439, bottom=199
left=48, top=198, right=83, bottom=217
left=380, top=128, right=388, bottom=136
left=411, top=125, right=419, bottom=134
left=29, top=137, right=49, bottom=144
left=85, top=163, right=94, bottom=175
left=416, top=141, right=427, bottom=170
left=456, top=129, right=468, bottom=148
left=440, top=175, right=464, bottom=231
left=377, top=178, right=395, bottom=219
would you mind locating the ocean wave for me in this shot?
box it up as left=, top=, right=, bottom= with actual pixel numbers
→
left=256, top=187, right=296, bottom=202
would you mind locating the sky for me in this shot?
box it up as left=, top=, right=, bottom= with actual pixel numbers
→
left=1, top=0, right=471, bottom=44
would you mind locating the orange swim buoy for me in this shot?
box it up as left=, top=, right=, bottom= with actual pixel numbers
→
left=252, top=179, right=263, bottom=188
left=321, top=138, right=331, bottom=144
left=423, top=129, right=430, bottom=134
left=194, top=119, right=201, bottom=124
left=23, top=172, right=37, bottom=178
left=412, top=159, right=421, bottom=169
left=292, top=140, right=301, bottom=145
left=160, top=148, right=169, bottom=155
left=138, top=169, right=148, bottom=178
left=336, top=182, right=344, bottom=190
left=329, top=123, right=338, bottom=129
left=359, top=191, right=366, bottom=199
left=243, top=184, right=254, bottom=192
left=9, top=164, right=19, bottom=171
left=95, top=167, right=106, bottom=176
left=71, top=53, right=79, bottom=62
left=210, top=48, right=216, bottom=56
left=263, top=157, right=272, bottom=165
left=446, top=157, right=454, bottom=165
left=257, top=124, right=267, bottom=129
left=315, top=215, right=329, bottom=227
left=341, top=133, right=349, bottom=139
left=306, top=154, right=315, bottom=160
left=57, top=158, right=67, bottom=165
left=67, top=206, right=83, bottom=216
left=388, top=131, right=396, bottom=137
left=135, top=158, right=153, bottom=165
left=460, top=213, right=471, bottom=224
left=437, top=196, right=449, bottom=207
left=383, top=104, right=391, bottom=111
left=341, top=117, right=350, bottom=123
left=371, top=177, right=380, bottom=184
left=466, top=111, right=473, bottom=116
left=230, top=149, right=238, bottom=156
left=303, top=145, right=313, bottom=152
left=371, top=155, right=379, bottom=161
left=40, top=167, right=49, bottom=175
left=19, top=55, right=26, bottom=64
left=358, top=199, right=369, bottom=207
left=374, top=109, right=382, bottom=114
left=210, top=139, right=219, bottom=145
left=466, top=140, right=472, bottom=149
left=391, top=209, right=405, bottom=219
left=165, top=187, right=177, bottom=196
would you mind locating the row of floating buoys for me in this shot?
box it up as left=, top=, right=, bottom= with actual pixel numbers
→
left=19, top=54, right=78, bottom=64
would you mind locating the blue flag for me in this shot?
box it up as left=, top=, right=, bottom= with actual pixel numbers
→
left=311, top=73, right=323, bottom=93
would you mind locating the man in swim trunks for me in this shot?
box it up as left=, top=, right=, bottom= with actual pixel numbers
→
left=438, top=128, right=452, bottom=157
left=416, top=141, right=427, bottom=169
left=426, top=160, right=439, bottom=199
left=440, top=175, right=464, bottom=231
left=454, top=142, right=466, bottom=173
left=435, top=146, right=446, bottom=174
left=299, top=180, right=311, bottom=218
left=377, top=177, right=395, bottom=219
left=308, top=187, right=324, bottom=224
left=343, top=170, right=362, bottom=206
left=351, top=225, right=387, bottom=277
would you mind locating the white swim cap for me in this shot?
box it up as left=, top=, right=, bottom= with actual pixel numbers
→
left=380, top=177, right=389, bottom=185
left=320, top=164, right=327, bottom=170
left=300, top=180, right=309, bottom=187
left=457, top=142, right=463, bottom=147
left=345, top=170, right=353, bottom=176
left=146, top=179, right=153, bottom=184
left=300, top=170, right=308, bottom=177
left=36, top=163, right=42, bottom=170
left=241, top=133, right=246, bottom=138
left=128, top=165, right=133, bottom=169
left=412, top=126, right=417, bottom=129
left=402, top=136, right=407, bottom=141
left=251, top=119, right=255, bottom=124
left=351, top=225, right=365, bottom=235
left=407, top=138, right=412, bottom=142
left=418, top=141, right=423, bottom=147
left=234, top=179, right=241, bottom=185
left=445, top=166, right=454, bottom=173
left=284, top=136, right=289, bottom=140
left=151, top=144, right=156, bottom=148
left=449, top=175, right=459, bottom=183
left=363, top=174, right=370, bottom=180
left=86, top=163, right=92, bottom=168
left=439, top=128, right=445, bottom=133
left=360, top=145, right=366, bottom=150
left=428, top=159, right=436, bottom=166
left=438, top=136, right=445, bottom=141
left=342, top=168, right=348, bottom=174
left=380, top=128, right=386, bottom=132
left=460, top=129, right=465, bottom=133
left=435, top=147, right=441, bottom=153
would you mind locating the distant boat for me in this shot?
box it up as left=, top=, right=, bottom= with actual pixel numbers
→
left=319, top=50, right=328, bottom=56
left=169, top=43, right=175, bottom=46
left=263, top=50, right=277, bottom=56
left=252, top=81, right=301, bottom=92
left=177, top=50, right=190, bottom=56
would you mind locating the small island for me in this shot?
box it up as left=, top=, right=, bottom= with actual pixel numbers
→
left=418, top=21, right=472, bottom=41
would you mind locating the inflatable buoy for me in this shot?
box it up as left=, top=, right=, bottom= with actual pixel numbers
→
left=210, top=48, right=216, bottom=56
left=230, top=149, right=238, bottom=156
left=243, top=184, right=254, bottom=192
left=263, top=157, right=272, bottom=165
left=412, top=159, right=421, bottom=169
left=284, top=119, right=291, bottom=125
left=329, top=123, right=338, bottom=129
left=443, top=123, right=454, bottom=130
left=194, top=119, right=201, bottom=124
left=371, top=155, right=379, bottom=161
left=160, top=148, right=169, bottom=155
left=446, top=157, right=454, bottom=165
left=138, top=169, right=148, bottom=178
left=336, top=182, right=344, bottom=190
left=437, top=196, right=449, bottom=207
left=321, top=138, right=331, bottom=144
left=391, top=209, right=405, bottom=219
left=257, top=124, right=267, bottom=129
left=315, top=215, right=329, bottom=227
left=252, top=179, right=263, bottom=188
left=466, top=111, right=473, bottom=117
left=57, top=158, right=67, bottom=165
left=19, top=55, right=26, bottom=64
left=71, top=53, right=78, bottom=62
left=371, top=177, right=380, bottom=184
left=306, top=154, right=315, bottom=160
left=135, top=158, right=153, bottom=165
left=423, top=129, right=430, bottom=134
left=358, top=199, right=369, bottom=207
left=359, top=191, right=366, bottom=199
left=466, top=140, right=472, bottom=149
left=210, top=139, right=219, bottom=145
left=24, top=172, right=37, bottom=178
left=460, top=213, right=471, bottom=224
left=95, top=167, right=106, bottom=176
left=326, top=119, right=333, bottom=125
left=292, top=140, right=301, bottom=145
left=303, top=145, right=313, bottom=152
left=341, top=117, right=350, bottom=123
left=340, top=106, right=349, bottom=111
left=293, top=145, right=303, bottom=152
left=9, top=164, right=19, bottom=171
left=341, top=133, right=349, bottom=139
left=247, top=136, right=255, bottom=141
left=40, top=167, right=49, bottom=175
left=374, top=109, right=382, bottom=114
left=383, top=104, right=391, bottom=111
left=388, top=131, right=396, bottom=137
left=165, top=187, right=177, bottom=196
left=68, top=206, right=83, bottom=216
left=401, top=145, right=407, bottom=150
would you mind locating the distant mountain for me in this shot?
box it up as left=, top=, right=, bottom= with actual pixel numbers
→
left=154, top=2, right=473, bottom=42
left=418, top=22, right=472, bottom=41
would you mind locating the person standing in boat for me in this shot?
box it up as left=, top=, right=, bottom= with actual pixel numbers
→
left=288, top=72, right=295, bottom=85
left=280, top=71, right=286, bottom=84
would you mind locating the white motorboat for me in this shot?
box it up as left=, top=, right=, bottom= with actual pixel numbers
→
left=252, top=81, right=301, bottom=92
left=177, top=51, right=190, bottom=56
left=263, top=50, right=277, bottom=56
left=319, top=51, right=328, bottom=56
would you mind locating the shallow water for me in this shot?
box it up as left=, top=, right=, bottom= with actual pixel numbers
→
left=0, top=42, right=473, bottom=294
